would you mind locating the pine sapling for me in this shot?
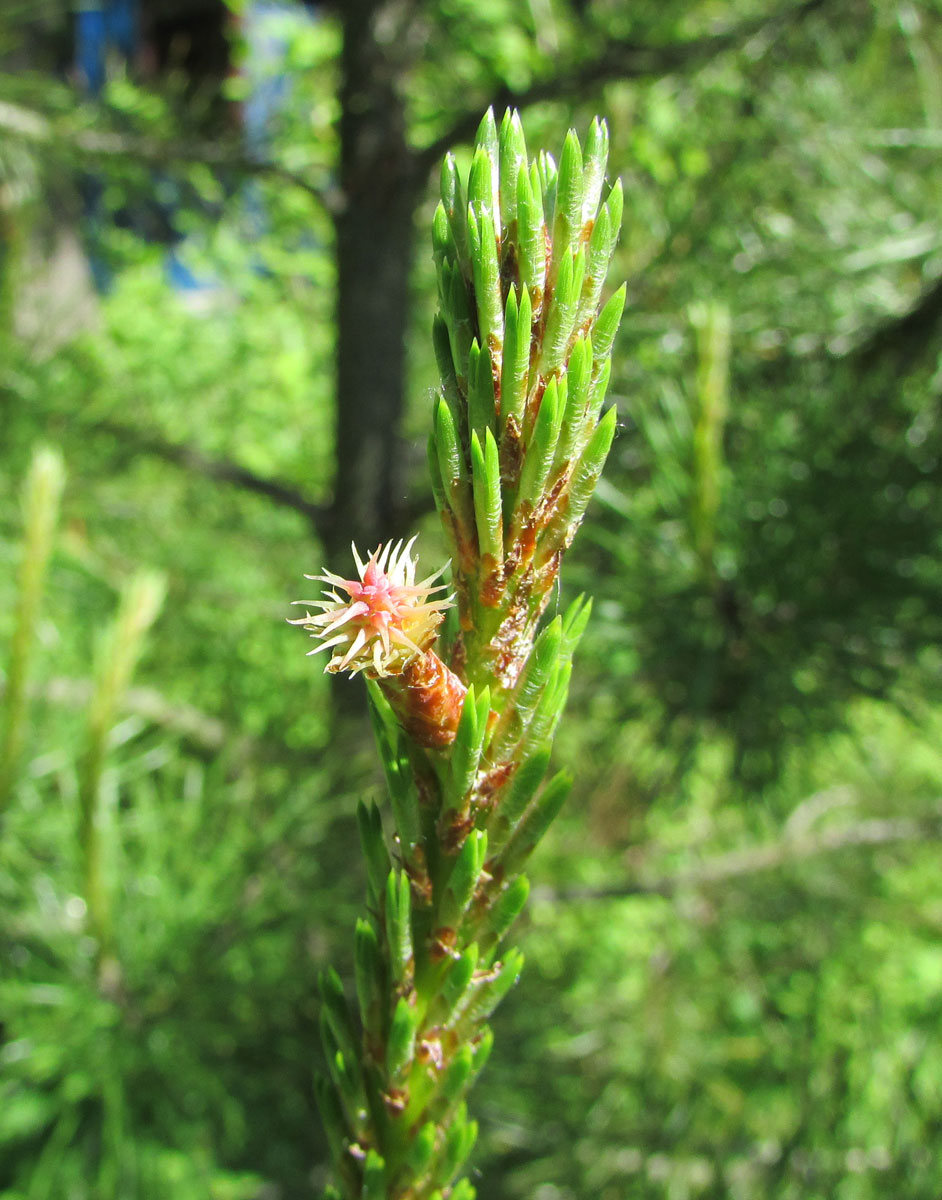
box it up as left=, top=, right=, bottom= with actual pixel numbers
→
left=293, top=109, right=624, bottom=1200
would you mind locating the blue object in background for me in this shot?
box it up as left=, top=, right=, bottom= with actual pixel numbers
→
left=238, top=0, right=320, bottom=255
left=241, top=1, right=298, bottom=160
left=74, top=0, right=320, bottom=297
left=74, top=1, right=138, bottom=96
left=74, top=3, right=111, bottom=288
left=107, top=0, right=137, bottom=59
left=74, top=4, right=107, bottom=96
left=74, top=0, right=214, bottom=294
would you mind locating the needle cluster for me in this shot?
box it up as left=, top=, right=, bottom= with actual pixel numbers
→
left=302, top=109, right=624, bottom=1200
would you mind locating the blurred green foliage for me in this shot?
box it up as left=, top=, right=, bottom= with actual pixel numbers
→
left=2, top=0, right=942, bottom=1197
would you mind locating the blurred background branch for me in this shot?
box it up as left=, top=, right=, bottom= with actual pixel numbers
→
left=0, top=96, right=342, bottom=210
left=541, top=810, right=942, bottom=902
left=415, top=0, right=830, bottom=172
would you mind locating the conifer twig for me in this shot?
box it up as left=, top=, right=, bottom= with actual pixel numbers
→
left=295, top=110, right=624, bottom=1199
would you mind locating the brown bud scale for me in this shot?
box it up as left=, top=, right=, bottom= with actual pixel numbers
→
left=380, top=651, right=468, bottom=749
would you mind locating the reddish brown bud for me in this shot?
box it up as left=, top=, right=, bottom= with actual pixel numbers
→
left=379, top=650, right=467, bottom=748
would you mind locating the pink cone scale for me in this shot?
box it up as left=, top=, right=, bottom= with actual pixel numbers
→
left=290, top=537, right=453, bottom=679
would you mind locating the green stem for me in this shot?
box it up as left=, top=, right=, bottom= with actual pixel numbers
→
left=79, top=571, right=165, bottom=968
left=0, top=447, right=65, bottom=812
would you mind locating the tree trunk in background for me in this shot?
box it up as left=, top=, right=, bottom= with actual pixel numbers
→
left=328, top=0, right=421, bottom=563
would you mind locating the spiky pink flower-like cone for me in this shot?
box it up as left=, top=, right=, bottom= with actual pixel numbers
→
left=291, top=537, right=466, bottom=746
left=291, top=537, right=450, bottom=677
